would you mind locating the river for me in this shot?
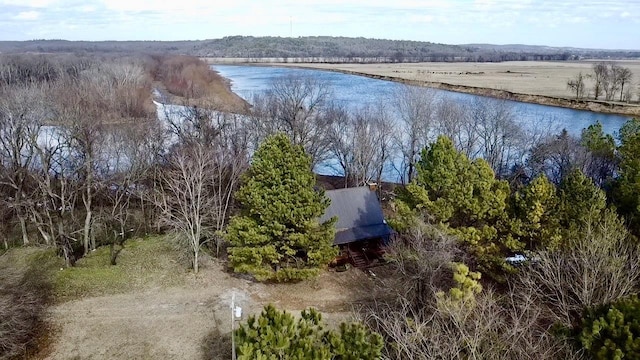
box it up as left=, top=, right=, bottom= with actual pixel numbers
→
left=213, top=64, right=630, bottom=137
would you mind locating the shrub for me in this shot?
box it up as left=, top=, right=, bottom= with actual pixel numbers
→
left=360, top=224, right=577, bottom=359
left=578, top=295, right=640, bottom=360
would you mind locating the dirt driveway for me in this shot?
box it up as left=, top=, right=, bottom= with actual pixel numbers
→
left=43, top=261, right=369, bottom=359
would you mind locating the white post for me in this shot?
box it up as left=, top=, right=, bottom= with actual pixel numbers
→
left=231, top=292, right=236, bottom=360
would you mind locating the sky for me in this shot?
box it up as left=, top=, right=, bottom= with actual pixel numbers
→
left=0, top=0, right=638, bottom=50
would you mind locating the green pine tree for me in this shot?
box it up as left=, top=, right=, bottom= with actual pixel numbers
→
left=578, top=295, right=640, bottom=360
left=580, top=122, right=616, bottom=186
left=393, top=135, right=513, bottom=277
left=613, top=118, right=640, bottom=235
left=226, top=134, right=336, bottom=282
left=408, top=135, right=510, bottom=228
left=558, top=168, right=607, bottom=235
left=581, top=122, right=615, bottom=153
left=508, top=175, right=562, bottom=251
left=235, top=305, right=383, bottom=360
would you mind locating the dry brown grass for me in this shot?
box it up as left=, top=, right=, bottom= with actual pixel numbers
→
left=0, top=248, right=58, bottom=360
left=153, top=55, right=249, bottom=114
left=39, top=236, right=370, bottom=359
left=265, top=60, right=640, bottom=100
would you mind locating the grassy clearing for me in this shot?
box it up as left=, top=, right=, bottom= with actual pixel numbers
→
left=54, top=236, right=186, bottom=301
left=0, top=246, right=60, bottom=271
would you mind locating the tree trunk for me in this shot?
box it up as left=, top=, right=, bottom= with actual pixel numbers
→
left=83, top=157, right=93, bottom=255
left=407, top=161, right=414, bottom=184
left=83, top=204, right=92, bottom=255
left=193, top=250, right=199, bottom=273
left=56, top=221, right=75, bottom=267
left=140, top=197, right=148, bottom=234
left=19, top=215, right=29, bottom=245
left=35, top=225, right=51, bottom=245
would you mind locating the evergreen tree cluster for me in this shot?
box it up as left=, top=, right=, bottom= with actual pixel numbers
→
left=393, top=133, right=625, bottom=279
left=386, top=120, right=640, bottom=358
left=235, top=304, right=383, bottom=360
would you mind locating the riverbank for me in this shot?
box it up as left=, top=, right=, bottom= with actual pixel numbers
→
left=207, top=59, right=640, bottom=117
left=317, top=67, right=640, bottom=117
left=153, top=56, right=250, bottom=114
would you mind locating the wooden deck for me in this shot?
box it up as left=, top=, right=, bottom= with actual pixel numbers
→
left=331, top=239, right=387, bottom=269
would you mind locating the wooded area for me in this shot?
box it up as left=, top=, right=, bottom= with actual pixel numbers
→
left=2, top=52, right=640, bottom=359
left=1, top=36, right=639, bottom=63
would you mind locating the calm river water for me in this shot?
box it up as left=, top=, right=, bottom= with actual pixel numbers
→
left=214, top=64, right=630, bottom=137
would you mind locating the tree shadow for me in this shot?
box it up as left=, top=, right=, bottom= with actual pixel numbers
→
left=200, top=328, right=232, bottom=360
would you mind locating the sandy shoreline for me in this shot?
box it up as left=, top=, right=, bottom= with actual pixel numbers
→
left=208, top=59, right=640, bottom=117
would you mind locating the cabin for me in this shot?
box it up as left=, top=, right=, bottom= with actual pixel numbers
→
left=320, top=186, right=394, bottom=269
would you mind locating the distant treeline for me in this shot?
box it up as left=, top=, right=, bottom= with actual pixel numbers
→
left=1, top=36, right=639, bottom=63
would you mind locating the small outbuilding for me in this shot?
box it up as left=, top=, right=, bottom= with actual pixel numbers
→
left=320, top=186, right=394, bottom=268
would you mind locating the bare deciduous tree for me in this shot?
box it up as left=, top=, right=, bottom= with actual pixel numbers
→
left=527, top=129, right=590, bottom=184
left=614, top=65, right=633, bottom=102
left=623, top=83, right=634, bottom=103
left=55, top=79, right=106, bottom=256
left=592, top=62, right=634, bottom=102
left=156, top=106, right=248, bottom=269
left=329, top=103, right=393, bottom=187
left=591, top=62, right=608, bottom=100
left=434, top=98, right=477, bottom=158
left=393, top=85, right=437, bottom=183
left=0, top=85, right=47, bottom=245
left=30, top=127, right=81, bottom=267
left=157, top=144, right=214, bottom=273
left=519, top=210, right=640, bottom=327
left=604, top=63, right=622, bottom=101
left=208, top=114, right=249, bottom=257
left=567, top=72, right=587, bottom=99
left=358, top=223, right=575, bottom=360
left=95, top=121, right=159, bottom=264
left=471, top=98, right=523, bottom=176
left=249, top=75, right=335, bottom=167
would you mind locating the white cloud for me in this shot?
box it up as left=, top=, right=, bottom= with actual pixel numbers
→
left=0, top=0, right=59, bottom=7
left=408, top=15, right=435, bottom=23
left=100, top=0, right=238, bottom=12
left=14, top=11, right=40, bottom=20
left=568, top=16, right=588, bottom=24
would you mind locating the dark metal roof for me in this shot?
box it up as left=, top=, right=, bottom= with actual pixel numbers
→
left=320, top=187, right=393, bottom=245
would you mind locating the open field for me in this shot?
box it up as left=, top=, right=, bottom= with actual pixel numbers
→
left=3, top=237, right=371, bottom=360
left=209, top=59, right=640, bottom=116
left=271, top=61, right=640, bottom=99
